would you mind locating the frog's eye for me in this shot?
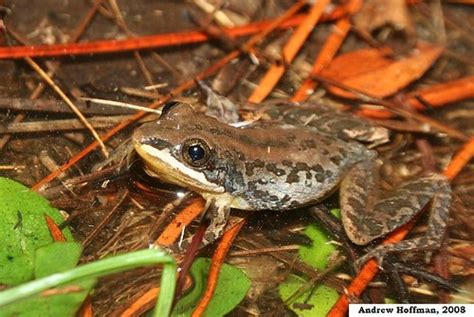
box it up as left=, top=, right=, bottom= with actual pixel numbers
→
left=160, top=101, right=180, bottom=118
left=182, top=138, right=211, bottom=167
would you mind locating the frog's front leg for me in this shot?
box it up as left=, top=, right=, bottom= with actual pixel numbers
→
left=340, top=157, right=451, bottom=267
left=201, top=195, right=232, bottom=246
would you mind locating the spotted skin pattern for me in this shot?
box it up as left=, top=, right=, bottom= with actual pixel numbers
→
left=133, top=102, right=451, bottom=263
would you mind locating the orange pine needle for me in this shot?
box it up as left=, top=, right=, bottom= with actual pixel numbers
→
left=355, top=76, right=474, bottom=119
left=0, top=17, right=300, bottom=59
left=120, top=287, right=159, bottom=317
left=79, top=296, right=94, bottom=317
left=155, top=199, right=205, bottom=247
left=291, top=17, right=351, bottom=102
left=0, top=5, right=351, bottom=60
left=191, top=220, right=246, bottom=317
left=355, top=107, right=394, bottom=119
left=407, top=75, right=474, bottom=110
left=328, top=137, right=474, bottom=316
left=44, top=214, right=66, bottom=242
left=443, top=138, right=474, bottom=181
left=248, top=0, right=331, bottom=103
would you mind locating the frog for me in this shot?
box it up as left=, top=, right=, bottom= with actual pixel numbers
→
left=132, top=101, right=451, bottom=266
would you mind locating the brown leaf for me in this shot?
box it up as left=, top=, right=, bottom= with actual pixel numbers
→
left=321, top=45, right=444, bottom=98
left=318, top=47, right=393, bottom=81
left=354, top=0, right=414, bottom=35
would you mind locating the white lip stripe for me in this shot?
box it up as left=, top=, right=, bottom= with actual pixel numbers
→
left=140, top=144, right=224, bottom=193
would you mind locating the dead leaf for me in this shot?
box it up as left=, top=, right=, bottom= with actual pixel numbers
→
left=354, top=0, right=414, bottom=35
left=320, top=45, right=444, bottom=98
left=318, top=47, right=393, bottom=81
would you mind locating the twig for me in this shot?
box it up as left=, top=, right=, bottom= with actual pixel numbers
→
left=443, top=138, right=474, bottom=181
left=38, top=150, right=68, bottom=181
left=81, top=189, right=129, bottom=248
left=44, top=215, right=67, bottom=242
left=120, top=87, right=162, bottom=100
left=0, top=165, right=25, bottom=170
left=149, top=52, right=183, bottom=82
left=193, top=0, right=236, bottom=27
left=107, top=0, right=160, bottom=94
left=0, top=115, right=131, bottom=134
left=0, top=113, right=24, bottom=150
left=24, top=57, right=109, bottom=157
left=70, top=0, right=106, bottom=43
left=229, top=245, right=300, bottom=256
left=0, top=97, right=138, bottom=115
left=81, top=98, right=161, bottom=114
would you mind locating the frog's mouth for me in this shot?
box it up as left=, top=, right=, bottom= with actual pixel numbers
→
left=134, top=143, right=225, bottom=194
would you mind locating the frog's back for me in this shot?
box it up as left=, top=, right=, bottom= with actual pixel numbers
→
left=258, top=102, right=389, bottom=145
left=220, top=123, right=372, bottom=211
left=133, top=101, right=376, bottom=211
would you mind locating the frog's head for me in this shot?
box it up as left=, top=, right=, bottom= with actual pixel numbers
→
left=132, top=101, right=226, bottom=194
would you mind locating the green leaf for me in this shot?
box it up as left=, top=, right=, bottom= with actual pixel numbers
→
left=0, top=278, right=96, bottom=317
left=0, top=249, right=176, bottom=317
left=0, top=177, right=73, bottom=286
left=329, top=208, right=341, bottom=219
left=0, top=178, right=94, bottom=316
left=298, top=208, right=341, bottom=270
left=34, top=242, right=83, bottom=278
left=278, top=208, right=341, bottom=315
left=0, top=242, right=95, bottom=317
left=172, top=257, right=250, bottom=317
left=298, top=224, right=337, bottom=270
left=279, top=274, right=338, bottom=317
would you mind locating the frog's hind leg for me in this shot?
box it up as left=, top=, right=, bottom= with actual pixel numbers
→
left=340, top=159, right=451, bottom=265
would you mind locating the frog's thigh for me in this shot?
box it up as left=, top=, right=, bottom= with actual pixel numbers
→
left=340, top=159, right=451, bottom=246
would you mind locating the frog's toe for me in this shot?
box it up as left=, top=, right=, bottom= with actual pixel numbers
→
left=355, top=246, right=389, bottom=270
